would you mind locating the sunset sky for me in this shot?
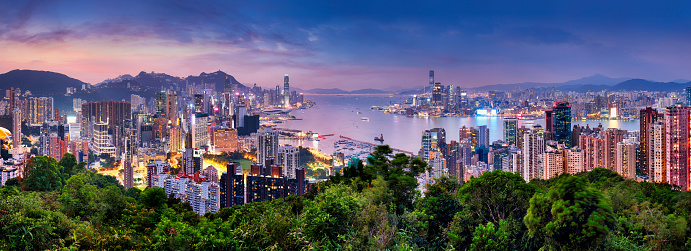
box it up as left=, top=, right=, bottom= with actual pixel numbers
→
left=1, top=1, right=690, bottom=90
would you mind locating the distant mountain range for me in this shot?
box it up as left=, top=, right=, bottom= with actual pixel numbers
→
left=2, top=70, right=691, bottom=110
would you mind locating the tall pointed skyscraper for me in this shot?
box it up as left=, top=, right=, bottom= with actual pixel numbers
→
left=283, top=74, right=290, bottom=107
left=429, top=70, right=434, bottom=95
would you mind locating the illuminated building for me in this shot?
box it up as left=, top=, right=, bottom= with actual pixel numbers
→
left=503, top=118, right=517, bottom=146
left=665, top=106, right=690, bottom=191
left=154, top=174, right=220, bottom=215
left=81, top=100, right=131, bottom=128
left=522, top=125, right=544, bottom=181
left=542, top=147, right=564, bottom=180
left=166, top=93, right=178, bottom=124
left=478, top=125, right=489, bottom=148
left=12, top=108, right=20, bottom=149
left=429, top=70, right=434, bottom=95
left=93, top=122, right=115, bottom=155
left=278, top=145, right=299, bottom=178
left=192, top=113, right=209, bottom=148
left=256, top=127, right=279, bottom=168
left=220, top=162, right=245, bottom=207
left=639, top=107, right=663, bottom=176
left=155, top=91, right=166, bottom=116
left=552, top=102, right=571, bottom=147
left=615, top=139, right=638, bottom=180
left=431, top=82, right=443, bottom=108
left=649, top=121, right=666, bottom=183
left=603, top=128, right=627, bottom=170
left=25, top=97, right=54, bottom=125
left=202, top=165, right=218, bottom=183
left=565, top=148, right=585, bottom=174
left=214, top=128, right=238, bottom=152
left=283, top=74, right=290, bottom=107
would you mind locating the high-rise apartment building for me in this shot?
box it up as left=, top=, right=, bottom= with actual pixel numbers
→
left=220, top=162, right=245, bottom=207
left=639, top=107, right=663, bottom=176
left=81, top=100, right=131, bottom=128
left=478, top=125, right=489, bottom=148
left=522, top=125, right=544, bottom=181
left=602, top=129, right=627, bottom=171
left=615, top=139, right=638, bottom=180
left=256, top=127, right=279, bottom=168
left=12, top=108, right=20, bottom=149
left=543, top=148, right=564, bottom=180
left=278, top=145, right=300, bottom=178
left=166, top=93, right=178, bottom=124
left=649, top=121, right=666, bottom=183
left=665, top=106, right=690, bottom=191
left=431, top=82, right=444, bottom=108
left=565, top=148, right=585, bottom=174
left=155, top=91, right=166, bottom=116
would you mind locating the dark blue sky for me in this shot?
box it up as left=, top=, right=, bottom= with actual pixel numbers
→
left=1, top=0, right=690, bottom=90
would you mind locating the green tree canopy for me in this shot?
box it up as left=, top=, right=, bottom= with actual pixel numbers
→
left=524, top=175, right=615, bottom=250
left=22, top=156, right=64, bottom=192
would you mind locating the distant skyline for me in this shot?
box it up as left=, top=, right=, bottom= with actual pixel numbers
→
left=1, top=1, right=690, bottom=90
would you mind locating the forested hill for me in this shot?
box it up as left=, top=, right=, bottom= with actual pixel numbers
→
left=1, top=146, right=690, bottom=250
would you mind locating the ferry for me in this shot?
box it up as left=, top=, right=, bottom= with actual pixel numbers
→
left=374, top=134, right=384, bottom=142
left=361, top=117, right=369, bottom=121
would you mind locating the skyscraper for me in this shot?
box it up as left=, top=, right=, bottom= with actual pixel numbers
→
left=257, top=127, right=279, bottom=168
left=665, top=106, right=690, bottom=191
left=431, top=82, right=444, bottom=108
left=640, top=107, right=663, bottom=176
left=166, top=93, right=178, bottom=124
left=478, top=125, right=489, bottom=148
left=192, top=113, right=209, bottom=148
left=420, top=128, right=446, bottom=162
left=224, top=76, right=232, bottom=93
left=616, top=139, right=638, bottom=180
left=522, top=125, right=544, bottom=181
left=12, top=108, right=21, bottom=149
left=429, top=70, right=434, bottom=95
left=504, top=118, right=517, bottom=146
left=649, top=121, right=666, bottom=183
left=155, top=91, right=167, bottom=116
left=278, top=145, right=300, bottom=178
left=552, top=102, right=572, bottom=147
left=283, top=74, right=290, bottom=107
left=686, top=86, right=691, bottom=106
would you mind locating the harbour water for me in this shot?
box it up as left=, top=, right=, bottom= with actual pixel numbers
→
left=279, top=95, right=640, bottom=155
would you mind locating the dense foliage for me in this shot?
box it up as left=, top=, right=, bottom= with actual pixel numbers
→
left=1, top=148, right=691, bottom=250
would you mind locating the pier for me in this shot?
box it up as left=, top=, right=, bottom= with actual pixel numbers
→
left=338, top=135, right=414, bottom=155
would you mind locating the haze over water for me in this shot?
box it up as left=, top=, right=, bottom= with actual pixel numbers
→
left=280, top=95, right=640, bottom=155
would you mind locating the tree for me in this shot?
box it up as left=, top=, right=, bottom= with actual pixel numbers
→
left=140, top=187, right=168, bottom=210
left=469, top=220, right=512, bottom=251
left=416, top=176, right=462, bottom=248
left=524, top=175, right=615, bottom=250
left=458, top=170, right=537, bottom=224
left=59, top=152, right=79, bottom=177
left=59, top=172, right=100, bottom=219
left=22, top=156, right=64, bottom=192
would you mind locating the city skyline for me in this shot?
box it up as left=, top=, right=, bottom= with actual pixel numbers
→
left=1, top=1, right=691, bottom=90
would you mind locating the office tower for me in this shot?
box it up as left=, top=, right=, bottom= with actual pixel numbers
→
left=686, top=86, right=691, bottom=106
left=478, top=125, right=489, bottom=148
left=616, top=139, right=638, bottom=180
left=256, top=127, right=279, bottom=168
left=283, top=74, right=290, bottom=107
left=93, top=122, right=115, bottom=155
left=192, top=113, right=209, bottom=148
left=224, top=76, right=232, bottom=93
left=155, top=91, right=166, bottom=116
left=183, top=148, right=203, bottom=175
left=565, top=148, right=585, bottom=174
left=543, top=148, right=564, bottom=180
left=544, top=110, right=553, bottom=140
left=194, top=94, right=204, bottom=113
left=12, top=108, right=20, bottom=149
left=431, top=83, right=444, bottom=108
left=649, top=121, right=666, bottom=183
left=522, top=125, right=544, bottom=182
left=166, top=93, right=178, bottom=124
left=639, top=107, right=663, bottom=176
left=429, top=70, right=434, bottom=94
left=665, top=106, right=690, bottom=191
left=220, top=162, right=245, bottom=208
left=222, top=92, right=233, bottom=117
left=420, top=128, right=446, bottom=162
left=552, top=102, right=571, bottom=147
left=81, top=100, right=131, bottom=128
left=278, top=145, right=299, bottom=178
left=504, top=118, right=517, bottom=145
left=459, top=125, right=479, bottom=150
left=214, top=128, right=239, bottom=151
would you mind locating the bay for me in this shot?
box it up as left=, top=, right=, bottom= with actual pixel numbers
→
left=279, top=95, right=640, bottom=155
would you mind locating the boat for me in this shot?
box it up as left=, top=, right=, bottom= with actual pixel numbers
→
left=361, top=117, right=369, bottom=121
left=374, top=134, right=384, bottom=142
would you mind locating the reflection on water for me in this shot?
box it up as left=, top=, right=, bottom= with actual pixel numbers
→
left=278, top=95, right=640, bottom=155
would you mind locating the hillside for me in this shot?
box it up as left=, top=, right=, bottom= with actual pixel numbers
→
left=0, top=69, right=87, bottom=96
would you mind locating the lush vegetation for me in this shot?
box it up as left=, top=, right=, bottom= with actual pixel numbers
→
left=2, top=147, right=691, bottom=250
